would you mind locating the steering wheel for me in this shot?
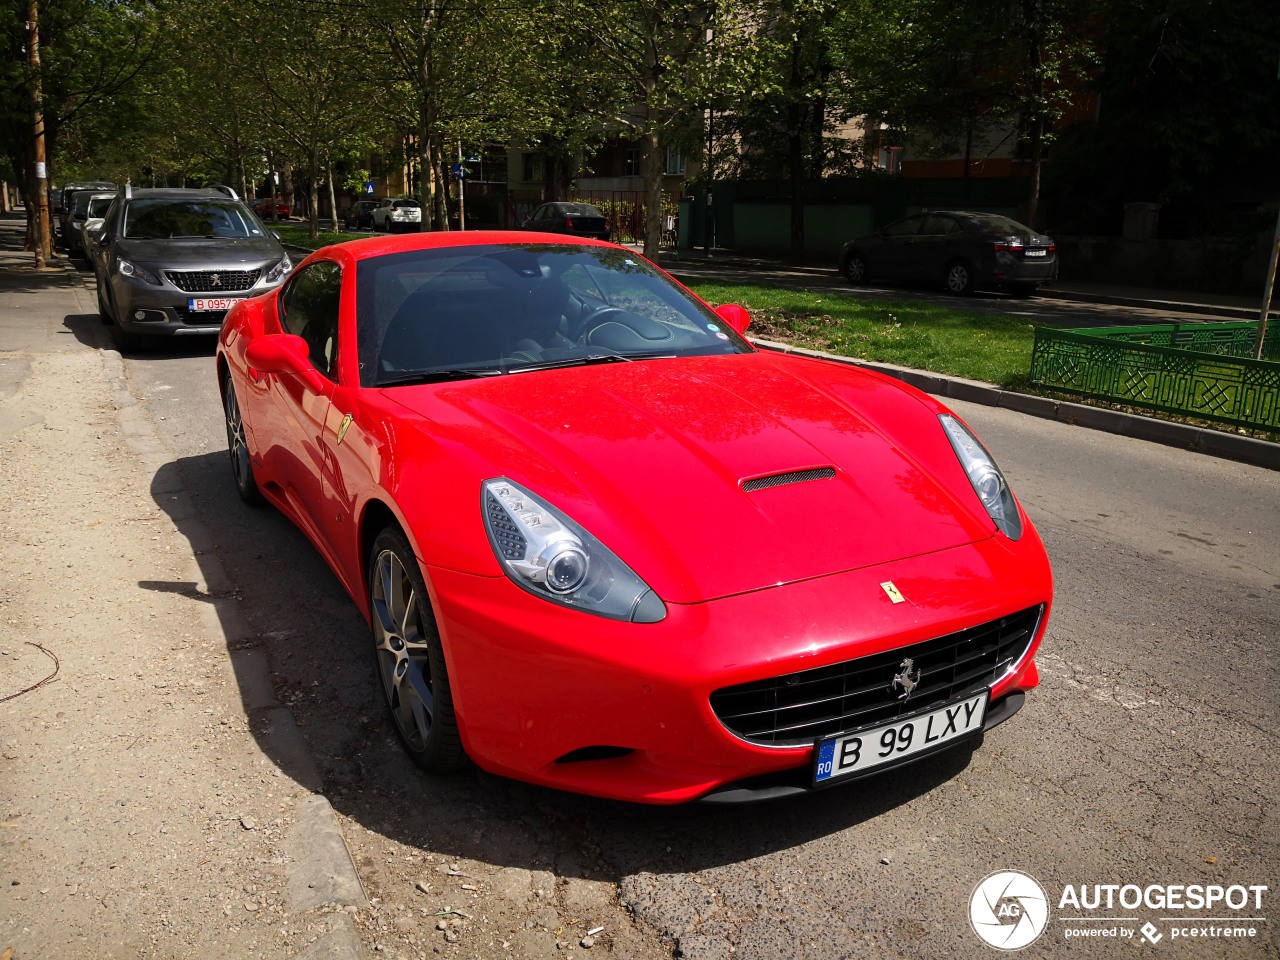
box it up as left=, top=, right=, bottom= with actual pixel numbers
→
left=576, top=306, right=631, bottom=344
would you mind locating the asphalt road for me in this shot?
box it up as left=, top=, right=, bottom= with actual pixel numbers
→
left=107, top=288, right=1279, bottom=959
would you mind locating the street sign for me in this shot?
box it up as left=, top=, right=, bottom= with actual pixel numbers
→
left=450, top=163, right=469, bottom=180
left=365, top=181, right=375, bottom=194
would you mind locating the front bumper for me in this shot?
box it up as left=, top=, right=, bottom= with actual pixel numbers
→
left=426, top=526, right=1052, bottom=804
left=110, top=274, right=284, bottom=336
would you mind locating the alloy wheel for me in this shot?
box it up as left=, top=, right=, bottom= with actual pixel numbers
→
left=371, top=547, right=436, bottom=755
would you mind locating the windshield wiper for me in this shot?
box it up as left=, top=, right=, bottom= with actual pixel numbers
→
left=509, top=351, right=677, bottom=374
left=376, top=367, right=506, bottom=387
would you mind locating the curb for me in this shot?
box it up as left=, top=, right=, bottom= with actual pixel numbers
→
left=751, top=338, right=1280, bottom=471
left=99, top=327, right=368, bottom=960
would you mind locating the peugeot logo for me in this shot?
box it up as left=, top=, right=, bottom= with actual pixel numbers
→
left=210, top=273, right=221, bottom=287
left=890, top=658, right=921, bottom=700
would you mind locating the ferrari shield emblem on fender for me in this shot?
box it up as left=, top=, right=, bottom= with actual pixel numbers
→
left=880, top=581, right=906, bottom=604
left=336, top=413, right=353, bottom=445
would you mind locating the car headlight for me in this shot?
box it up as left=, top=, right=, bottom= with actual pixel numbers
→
left=117, top=259, right=161, bottom=285
left=939, top=414, right=1023, bottom=540
left=482, top=478, right=666, bottom=622
left=265, top=255, right=292, bottom=284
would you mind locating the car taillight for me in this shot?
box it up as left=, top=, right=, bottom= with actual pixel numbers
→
left=565, top=217, right=575, bottom=231
left=992, top=241, right=1024, bottom=253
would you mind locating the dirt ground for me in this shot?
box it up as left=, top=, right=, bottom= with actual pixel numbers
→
left=0, top=274, right=672, bottom=960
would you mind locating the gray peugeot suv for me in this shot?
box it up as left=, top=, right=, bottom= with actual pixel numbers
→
left=91, top=187, right=293, bottom=351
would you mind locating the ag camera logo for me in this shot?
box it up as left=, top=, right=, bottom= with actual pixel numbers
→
left=970, top=870, right=1050, bottom=950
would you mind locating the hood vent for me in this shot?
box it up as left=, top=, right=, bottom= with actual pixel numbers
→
left=742, top=467, right=836, bottom=493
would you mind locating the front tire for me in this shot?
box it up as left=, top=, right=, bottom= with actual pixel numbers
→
left=945, top=260, right=975, bottom=295
left=843, top=252, right=868, bottom=284
left=369, top=528, right=465, bottom=772
left=110, top=317, right=144, bottom=353
left=223, top=372, right=265, bottom=506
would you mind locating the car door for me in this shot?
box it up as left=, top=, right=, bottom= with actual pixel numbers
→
left=910, top=213, right=959, bottom=282
left=270, top=261, right=342, bottom=558
left=873, top=215, right=926, bottom=280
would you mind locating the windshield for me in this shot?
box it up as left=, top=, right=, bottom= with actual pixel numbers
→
left=122, top=198, right=265, bottom=239
left=356, top=244, right=750, bottom=387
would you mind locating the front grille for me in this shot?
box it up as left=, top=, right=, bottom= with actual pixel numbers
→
left=166, top=268, right=261, bottom=292
left=742, top=467, right=835, bottom=492
left=173, top=307, right=228, bottom=325
left=709, top=605, right=1042, bottom=746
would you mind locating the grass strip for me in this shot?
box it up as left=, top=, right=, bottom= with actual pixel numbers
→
left=685, top=281, right=1037, bottom=389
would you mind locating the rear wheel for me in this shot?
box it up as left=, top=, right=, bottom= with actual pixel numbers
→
left=945, top=260, right=975, bottom=295
left=843, top=253, right=868, bottom=285
left=369, top=528, right=465, bottom=772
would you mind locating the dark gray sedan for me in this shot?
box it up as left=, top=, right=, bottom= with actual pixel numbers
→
left=91, top=187, right=292, bottom=351
left=522, top=201, right=610, bottom=241
left=839, top=211, right=1057, bottom=297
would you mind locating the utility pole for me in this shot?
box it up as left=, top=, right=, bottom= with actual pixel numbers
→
left=28, top=0, right=52, bottom=267
left=1254, top=207, right=1279, bottom=360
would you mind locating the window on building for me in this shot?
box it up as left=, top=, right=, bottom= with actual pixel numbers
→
left=623, top=148, right=642, bottom=177
left=665, top=147, right=685, bottom=175
left=877, top=147, right=903, bottom=175
left=522, top=153, right=545, bottom=183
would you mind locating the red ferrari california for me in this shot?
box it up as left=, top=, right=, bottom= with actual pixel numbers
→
left=216, top=231, right=1052, bottom=804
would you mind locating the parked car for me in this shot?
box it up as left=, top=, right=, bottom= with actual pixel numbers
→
left=371, top=197, right=422, bottom=233
left=522, top=201, right=610, bottom=241
left=215, top=229, right=1053, bottom=804
left=69, top=191, right=116, bottom=259
left=252, top=197, right=291, bottom=219
left=344, top=198, right=380, bottom=230
left=92, top=187, right=292, bottom=351
left=55, top=180, right=115, bottom=251
left=839, top=210, right=1058, bottom=297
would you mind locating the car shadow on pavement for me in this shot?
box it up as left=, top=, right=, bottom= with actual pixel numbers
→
left=148, top=451, right=981, bottom=881
left=62, top=311, right=220, bottom=358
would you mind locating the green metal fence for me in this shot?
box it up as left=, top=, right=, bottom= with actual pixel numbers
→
left=1029, top=323, right=1280, bottom=433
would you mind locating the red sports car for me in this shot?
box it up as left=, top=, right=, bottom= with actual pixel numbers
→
left=216, top=231, right=1052, bottom=804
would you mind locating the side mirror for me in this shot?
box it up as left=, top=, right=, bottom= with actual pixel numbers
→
left=715, top=303, right=752, bottom=336
left=246, top=334, right=312, bottom=376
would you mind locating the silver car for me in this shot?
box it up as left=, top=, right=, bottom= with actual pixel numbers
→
left=69, top=191, right=115, bottom=259
left=92, top=187, right=293, bottom=351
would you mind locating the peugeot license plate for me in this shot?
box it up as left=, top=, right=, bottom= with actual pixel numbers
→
left=813, top=691, right=988, bottom=784
left=188, top=297, right=241, bottom=312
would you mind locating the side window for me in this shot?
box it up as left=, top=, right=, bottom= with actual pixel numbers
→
left=531, top=205, right=548, bottom=221
left=883, top=216, right=923, bottom=238
left=100, top=200, right=120, bottom=240
left=279, top=262, right=342, bottom=379
left=921, top=214, right=955, bottom=236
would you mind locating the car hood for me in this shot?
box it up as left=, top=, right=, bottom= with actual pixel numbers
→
left=117, top=236, right=285, bottom=266
left=389, top=352, right=997, bottom=603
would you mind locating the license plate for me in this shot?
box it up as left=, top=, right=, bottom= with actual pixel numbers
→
left=188, top=297, right=241, bottom=312
left=1024, top=249, right=1047, bottom=257
left=813, top=691, right=988, bottom=784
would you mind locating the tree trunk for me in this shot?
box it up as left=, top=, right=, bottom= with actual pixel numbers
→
left=643, top=129, right=663, bottom=259
left=281, top=161, right=295, bottom=218
left=326, top=157, right=339, bottom=232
